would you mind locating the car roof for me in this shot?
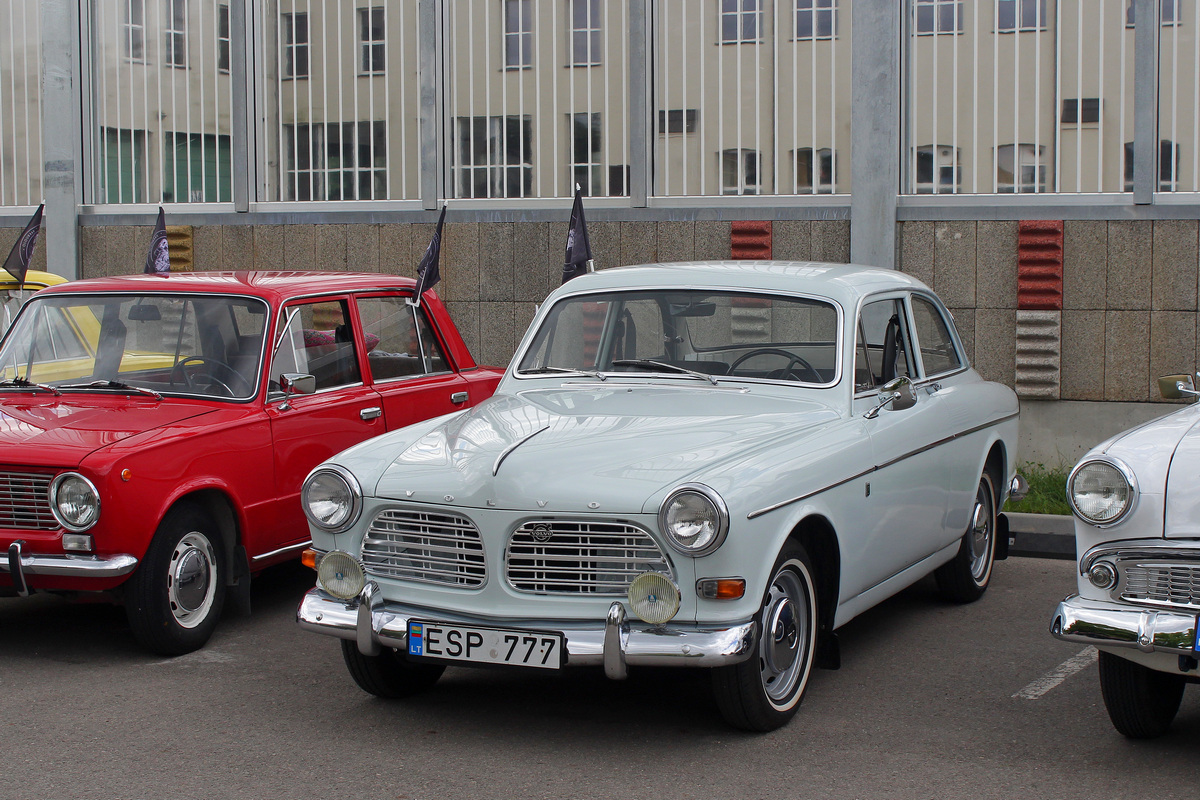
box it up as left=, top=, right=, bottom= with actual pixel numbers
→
left=0, top=270, right=69, bottom=290
left=553, top=261, right=931, bottom=306
left=33, top=271, right=418, bottom=304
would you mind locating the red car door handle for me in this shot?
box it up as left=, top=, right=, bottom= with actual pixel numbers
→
left=451, top=392, right=469, bottom=404
left=360, top=407, right=382, bottom=420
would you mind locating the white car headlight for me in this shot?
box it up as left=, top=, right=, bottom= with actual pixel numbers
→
left=1069, top=458, right=1137, bottom=526
left=659, top=484, right=729, bottom=556
left=50, top=473, right=100, bottom=532
left=302, top=466, right=362, bottom=533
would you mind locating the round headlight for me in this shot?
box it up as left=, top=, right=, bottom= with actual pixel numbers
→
left=628, top=572, right=681, bottom=625
left=302, top=467, right=362, bottom=532
left=658, top=484, right=729, bottom=556
left=317, top=550, right=365, bottom=600
left=1069, top=459, right=1136, bottom=526
left=50, top=473, right=100, bottom=532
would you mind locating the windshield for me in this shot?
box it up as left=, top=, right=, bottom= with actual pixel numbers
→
left=0, top=293, right=269, bottom=400
left=517, top=289, right=840, bottom=385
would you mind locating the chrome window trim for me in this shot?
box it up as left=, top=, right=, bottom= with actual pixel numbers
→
left=1067, top=455, right=1139, bottom=528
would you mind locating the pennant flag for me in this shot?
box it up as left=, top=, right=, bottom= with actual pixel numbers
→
left=143, top=207, right=170, bottom=275
left=412, top=204, right=446, bottom=305
left=561, top=186, right=593, bottom=284
left=2, top=203, right=43, bottom=284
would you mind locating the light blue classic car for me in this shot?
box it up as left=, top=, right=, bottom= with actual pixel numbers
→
left=297, top=261, right=1023, bottom=731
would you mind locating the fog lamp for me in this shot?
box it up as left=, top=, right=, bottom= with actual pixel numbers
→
left=317, top=550, right=365, bottom=601
left=628, top=572, right=680, bottom=625
left=61, top=534, right=94, bottom=552
left=1088, top=562, right=1118, bottom=591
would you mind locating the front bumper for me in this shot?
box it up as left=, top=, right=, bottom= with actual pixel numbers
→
left=1050, top=594, right=1200, bottom=656
left=297, top=583, right=757, bottom=679
left=0, top=541, right=138, bottom=596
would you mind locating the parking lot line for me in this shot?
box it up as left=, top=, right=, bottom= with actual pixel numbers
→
left=1012, top=646, right=1098, bottom=700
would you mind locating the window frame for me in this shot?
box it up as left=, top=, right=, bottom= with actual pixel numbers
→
left=720, top=148, right=762, bottom=196
left=794, top=147, right=836, bottom=194
left=795, top=0, right=837, bottom=40
left=282, top=12, right=310, bottom=80
left=914, top=0, right=963, bottom=35
left=357, top=6, right=386, bottom=76
left=217, top=4, right=230, bottom=73
left=570, top=112, right=603, bottom=196
left=996, top=143, right=1048, bottom=193
left=505, top=0, right=533, bottom=69
left=124, top=0, right=146, bottom=62
left=570, top=0, right=603, bottom=66
left=913, top=145, right=961, bottom=194
left=164, top=0, right=188, bottom=69
left=720, top=0, right=763, bottom=44
left=453, top=115, right=535, bottom=199
left=996, top=0, right=1047, bottom=32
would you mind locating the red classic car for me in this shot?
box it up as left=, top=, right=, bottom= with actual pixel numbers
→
left=0, top=271, right=501, bottom=655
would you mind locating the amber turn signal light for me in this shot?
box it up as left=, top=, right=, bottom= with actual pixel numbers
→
left=301, top=548, right=319, bottom=570
left=696, top=577, right=746, bottom=600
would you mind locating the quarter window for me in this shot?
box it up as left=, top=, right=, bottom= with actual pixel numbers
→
left=855, top=299, right=912, bottom=391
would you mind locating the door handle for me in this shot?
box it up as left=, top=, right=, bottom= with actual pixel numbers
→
left=451, top=391, right=469, bottom=404
left=360, top=406, right=382, bottom=420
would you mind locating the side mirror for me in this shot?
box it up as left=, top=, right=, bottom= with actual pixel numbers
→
left=1158, top=373, right=1200, bottom=401
left=864, top=376, right=917, bottom=419
left=280, top=372, right=316, bottom=396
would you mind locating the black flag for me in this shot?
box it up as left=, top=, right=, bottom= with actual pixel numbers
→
left=143, top=207, right=170, bottom=275
left=413, top=205, right=446, bottom=304
left=562, top=186, right=593, bottom=284
left=2, top=203, right=43, bottom=284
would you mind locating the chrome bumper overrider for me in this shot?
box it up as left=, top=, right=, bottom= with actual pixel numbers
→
left=1, top=542, right=138, bottom=595
left=296, top=583, right=758, bottom=678
left=1050, top=595, right=1200, bottom=656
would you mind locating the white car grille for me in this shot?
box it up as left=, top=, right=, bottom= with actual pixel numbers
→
left=0, top=471, right=57, bottom=531
left=505, top=520, right=673, bottom=596
left=1121, top=562, right=1200, bottom=610
left=362, top=508, right=486, bottom=588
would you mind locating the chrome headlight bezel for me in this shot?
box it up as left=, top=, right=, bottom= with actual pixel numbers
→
left=1068, top=456, right=1138, bottom=527
left=658, top=483, right=729, bottom=557
left=49, top=472, right=101, bottom=532
left=301, top=465, right=363, bottom=533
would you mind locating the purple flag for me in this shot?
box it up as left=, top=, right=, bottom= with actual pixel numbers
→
left=413, top=205, right=446, bottom=303
left=143, top=207, right=170, bottom=276
left=561, top=186, right=592, bottom=284
left=2, top=204, right=43, bottom=284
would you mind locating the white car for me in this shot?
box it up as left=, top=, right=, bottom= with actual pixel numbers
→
left=297, top=261, right=1023, bottom=731
left=1051, top=374, right=1200, bottom=738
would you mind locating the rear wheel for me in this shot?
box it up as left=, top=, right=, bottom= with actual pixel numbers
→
left=340, top=640, right=445, bottom=698
left=935, top=471, right=997, bottom=604
left=712, top=542, right=818, bottom=731
left=1098, top=651, right=1186, bottom=739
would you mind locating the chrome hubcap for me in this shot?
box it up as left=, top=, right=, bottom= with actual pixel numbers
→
left=759, top=568, right=811, bottom=703
left=168, top=532, right=217, bottom=628
left=968, top=482, right=994, bottom=582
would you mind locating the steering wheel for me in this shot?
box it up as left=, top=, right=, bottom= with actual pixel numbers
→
left=170, top=356, right=251, bottom=397
left=729, top=348, right=821, bottom=383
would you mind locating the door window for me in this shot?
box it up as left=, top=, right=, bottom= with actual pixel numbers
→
left=854, top=298, right=912, bottom=391
left=270, top=299, right=360, bottom=391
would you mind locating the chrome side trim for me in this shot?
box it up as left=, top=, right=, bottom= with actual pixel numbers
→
left=296, top=589, right=757, bottom=670
left=251, top=539, right=313, bottom=562
left=747, top=411, right=1019, bottom=519
left=1079, top=539, right=1200, bottom=574
left=0, top=548, right=139, bottom=579
left=493, top=424, right=550, bottom=476
left=1050, top=595, right=1199, bottom=656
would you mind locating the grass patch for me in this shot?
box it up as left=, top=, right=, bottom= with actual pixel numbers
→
left=1003, top=462, right=1072, bottom=516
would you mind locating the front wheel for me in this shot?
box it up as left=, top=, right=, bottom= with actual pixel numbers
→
left=712, top=542, right=818, bottom=731
left=935, top=471, right=997, bottom=604
left=340, top=640, right=445, bottom=698
left=125, top=504, right=226, bottom=656
left=1098, top=651, right=1186, bottom=739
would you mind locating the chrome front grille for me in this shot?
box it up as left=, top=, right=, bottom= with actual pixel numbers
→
left=506, top=520, right=673, bottom=596
left=362, top=508, right=486, bottom=588
left=0, top=471, right=56, bottom=531
left=1121, top=562, right=1200, bottom=610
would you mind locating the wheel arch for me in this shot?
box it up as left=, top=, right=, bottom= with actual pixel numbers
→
left=786, top=514, right=840, bottom=638
left=983, top=440, right=1006, bottom=505
left=162, top=488, right=244, bottom=586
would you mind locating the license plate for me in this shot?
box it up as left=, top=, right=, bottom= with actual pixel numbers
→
left=406, top=620, right=563, bottom=670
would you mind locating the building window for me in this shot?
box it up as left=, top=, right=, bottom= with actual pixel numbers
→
left=164, top=133, right=232, bottom=202
left=997, top=0, right=1046, bottom=31
left=283, top=13, right=309, bottom=79
left=658, top=109, right=698, bottom=134
left=1126, top=0, right=1181, bottom=26
left=571, top=0, right=602, bottom=66
left=1061, top=98, right=1100, bottom=124
left=913, top=145, right=960, bottom=193
left=914, top=0, right=962, bottom=34
left=358, top=7, right=385, bottom=75
left=165, top=0, right=188, bottom=67
left=997, top=144, right=1047, bottom=193
left=794, top=147, right=835, bottom=194
left=721, top=148, right=761, bottom=195
left=285, top=122, right=387, bottom=201
left=454, top=116, right=533, bottom=198
left=570, top=113, right=603, bottom=196
left=217, top=4, right=230, bottom=73
left=721, top=0, right=761, bottom=44
left=796, top=0, right=837, bottom=39
left=124, top=0, right=145, bottom=61
left=103, top=128, right=147, bottom=203
left=505, top=0, right=532, bottom=68
left=1124, top=140, right=1180, bottom=191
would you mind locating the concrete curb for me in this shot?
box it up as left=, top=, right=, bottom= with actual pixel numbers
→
left=1004, top=511, right=1075, bottom=560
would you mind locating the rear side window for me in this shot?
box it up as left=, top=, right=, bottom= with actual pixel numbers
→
left=911, top=295, right=962, bottom=376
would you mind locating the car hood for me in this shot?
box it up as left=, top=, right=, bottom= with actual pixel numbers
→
left=372, top=385, right=842, bottom=513
left=0, top=396, right=216, bottom=467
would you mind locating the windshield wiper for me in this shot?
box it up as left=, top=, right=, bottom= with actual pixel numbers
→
left=56, top=380, right=163, bottom=401
left=611, top=359, right=718, bottom=385
left=520, top=366, right=606, bottom=381
left=0, top=377, right=62, bottom=396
